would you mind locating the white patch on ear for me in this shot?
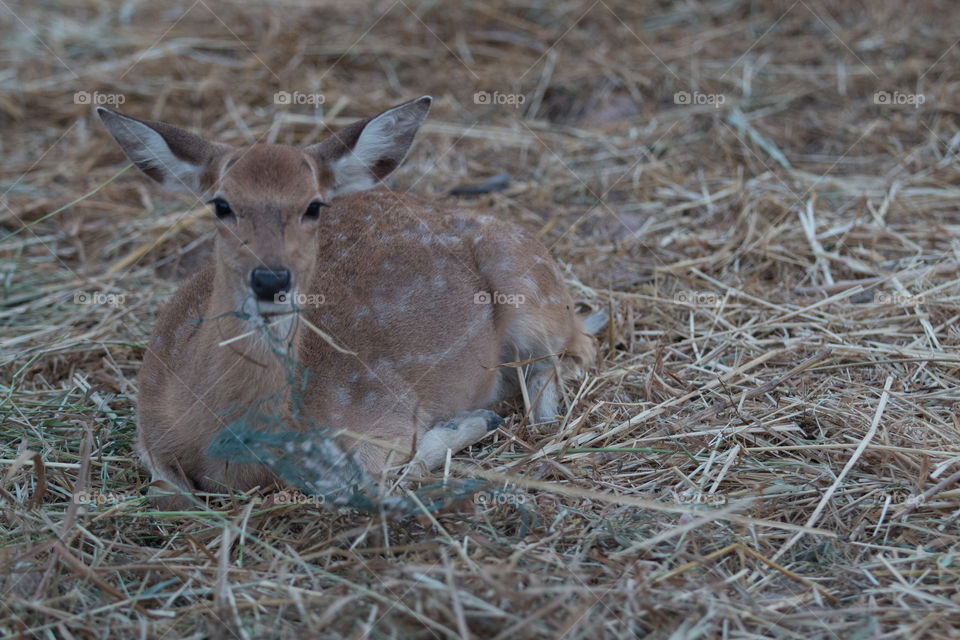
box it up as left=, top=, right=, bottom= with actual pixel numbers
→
left=99, top=111, right=201, bottom=194
left=328, top=162, right=376, bottom=196
left=329, top=98, right=430, bottom=196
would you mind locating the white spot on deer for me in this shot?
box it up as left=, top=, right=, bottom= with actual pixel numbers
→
left=451, top=217, right=478, bottom=233
left=522, top=275, right=542, bottom=302
left=352, top=305, right=372, bottom=329
left=332, top=386, right=350, bottom=406
left=433, top=233, right=461, bottom=245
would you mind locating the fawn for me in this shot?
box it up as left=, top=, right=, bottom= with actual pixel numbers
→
left=97, top=97, right=598, bottom=505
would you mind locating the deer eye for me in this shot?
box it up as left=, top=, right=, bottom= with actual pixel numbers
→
left=208, top=198, right=234, bottom=220
left=302, top=200, right=328, bottom=221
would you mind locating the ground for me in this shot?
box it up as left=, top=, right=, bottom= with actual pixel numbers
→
left=1, top=0, right=959, bottom=638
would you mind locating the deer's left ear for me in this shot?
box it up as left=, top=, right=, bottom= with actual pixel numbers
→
left=306, top=96, right=431, bottom=197
left=97, top=107, right=232, bottom=196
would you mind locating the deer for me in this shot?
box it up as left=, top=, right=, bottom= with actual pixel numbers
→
left=96, top=96, right=600, bottom=508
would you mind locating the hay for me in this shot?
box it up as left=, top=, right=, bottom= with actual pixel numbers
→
left=2, top=0, right=960, bottom=637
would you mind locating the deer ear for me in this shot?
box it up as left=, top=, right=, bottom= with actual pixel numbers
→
left=306, top=96, right=431, bottom=197
left=97, top=107, right=231, bottom=196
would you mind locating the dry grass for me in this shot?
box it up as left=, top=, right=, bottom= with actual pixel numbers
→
left=2, top=0, right=960, bottom=637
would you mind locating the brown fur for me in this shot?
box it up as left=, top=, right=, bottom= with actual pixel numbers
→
left=99, top=99, right=595, bottom=500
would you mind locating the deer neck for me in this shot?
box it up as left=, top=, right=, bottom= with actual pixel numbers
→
left=204, top=266, right=304, bottom=402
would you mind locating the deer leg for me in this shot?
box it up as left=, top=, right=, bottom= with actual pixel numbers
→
left=525, top=356, right=563, bottom=423
left=413, top=409, right=504, bottom=471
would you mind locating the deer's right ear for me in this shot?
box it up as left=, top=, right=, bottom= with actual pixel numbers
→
left=97, top=107, right=231, bottom=196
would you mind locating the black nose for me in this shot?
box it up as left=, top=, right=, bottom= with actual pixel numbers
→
left=251, top=268, right=291, bottom=302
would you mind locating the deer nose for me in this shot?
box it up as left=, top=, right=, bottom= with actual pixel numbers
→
left=251, top=268, right=291, bottom=302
